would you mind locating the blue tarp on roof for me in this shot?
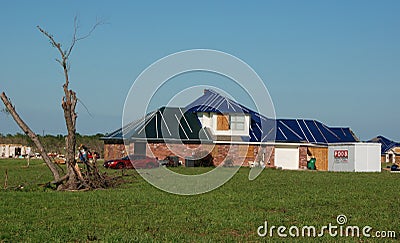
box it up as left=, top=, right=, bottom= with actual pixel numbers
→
left=102, top=107, right=212, bottom=143
left=102, top=127, right=124, bottom=141
left=186, top=89, right=358, bottom=144
left=186, top=89, right=250, bottom=114
left=104, top=89, right=359, bottom=145
left=275, top=119, right=357, bottom=144
left=368, top=136, right=400, bottom=154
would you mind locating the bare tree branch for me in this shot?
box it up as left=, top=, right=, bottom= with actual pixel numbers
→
left=76, top=19, right=104, bottom=42
left=65, top=15, right=79, bottom=59
left=65, top=17, right=105, bottom=59
left=77, top=98, right=94, bottom=118
left=0, top=92, right=61, bottom=180
left=37, top=26, right=66, bottom=61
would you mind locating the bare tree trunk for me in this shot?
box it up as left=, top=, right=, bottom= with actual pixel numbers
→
left=36, top=22, right=108, bottom=190
left=1, top=92, right=60, bottom=181
left=62, top=90, right=81, bottom=189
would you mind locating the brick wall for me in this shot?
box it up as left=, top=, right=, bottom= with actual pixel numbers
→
left=103, top=141, right=277, bottom=168
left=264, top=145, right=275, bottom=167
left=146, top=143, right=276, bottom=167
left=210, top=144, right=274, bottom=167
left=299, top=146, right=308, bottom=169
left=103, top=143, right=126, bottom=161
left=146, top=143, right=215, bottom=164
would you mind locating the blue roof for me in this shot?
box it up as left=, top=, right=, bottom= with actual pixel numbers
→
left=275, top=119, right=357, bottom=144
left=186, top=89, right=358, bottom=144
left=368, top=136, right=400, bottom=154
left=104, top=89, right=359, bottom=145
left=102, top=107, right=212, bottom=143
left=186, top=89, right=251, bottom=114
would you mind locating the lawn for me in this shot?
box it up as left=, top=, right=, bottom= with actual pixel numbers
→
left=0, top=159, right=399, bottom=242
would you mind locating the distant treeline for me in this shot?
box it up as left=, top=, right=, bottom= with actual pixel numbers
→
left=0, top=133, right=105, bottom=157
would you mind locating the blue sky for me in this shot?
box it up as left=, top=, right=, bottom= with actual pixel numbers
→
left=0, top=1, right=399, bottom=141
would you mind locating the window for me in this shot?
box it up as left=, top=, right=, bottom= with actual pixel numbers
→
left=230, top=115, right=245, bottom=131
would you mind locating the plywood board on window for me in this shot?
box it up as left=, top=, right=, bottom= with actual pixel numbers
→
left=217, top=114, right=230, bottom=130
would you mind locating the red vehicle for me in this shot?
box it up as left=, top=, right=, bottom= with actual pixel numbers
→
left=87, top=151, right=100, bottom=160
left=103, top=154, right=159, bottom=169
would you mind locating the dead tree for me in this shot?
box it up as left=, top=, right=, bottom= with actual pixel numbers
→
left=1, top=93, right=61, bottom=181
left=1, top=18, right=110, bottom=190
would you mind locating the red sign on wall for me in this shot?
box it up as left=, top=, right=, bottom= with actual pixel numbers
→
left=334, top=150, right=349, bottom=163
left=334, top=150, right=348, bottom=158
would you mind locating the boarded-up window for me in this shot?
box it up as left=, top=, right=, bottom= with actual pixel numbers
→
left=217, top=114, right=230, bottom=130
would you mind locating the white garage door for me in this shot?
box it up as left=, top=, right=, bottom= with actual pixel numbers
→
left=275, top=147, right=299, bottom=170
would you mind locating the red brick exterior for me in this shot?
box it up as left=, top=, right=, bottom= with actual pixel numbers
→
left=146, top=143, right=215, bottom=164
left=104, top=141, right=332, bottom=170
left=299, top=146, right=308, bottom=169
left=146, top=143, right=257, bottom=166
left=103, top=141, right=277, bottom=167
left=264, top=146, right=275, bottom=167
left=210, top=144, right=255, bottom=166
left=104, top=143, right=126, bottom=161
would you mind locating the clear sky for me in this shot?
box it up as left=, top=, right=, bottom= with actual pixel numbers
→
left=0, top=1, right=399, bottom=141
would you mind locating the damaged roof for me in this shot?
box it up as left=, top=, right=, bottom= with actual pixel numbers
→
left=102, top=107, right=212, bottom=143
left=103, top=89, right=359, bottom=145
left=186, top=89, right=359, bottom=144
left=368, top=136, right=400, bottom=154
left=274, top=119, right=358, bottom=144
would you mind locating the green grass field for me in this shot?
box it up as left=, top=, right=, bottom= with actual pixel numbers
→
left=0, top=159, right=399, bottom=242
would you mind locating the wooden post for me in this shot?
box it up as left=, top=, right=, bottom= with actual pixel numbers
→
left=26, top=147, right=31, bottom=167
